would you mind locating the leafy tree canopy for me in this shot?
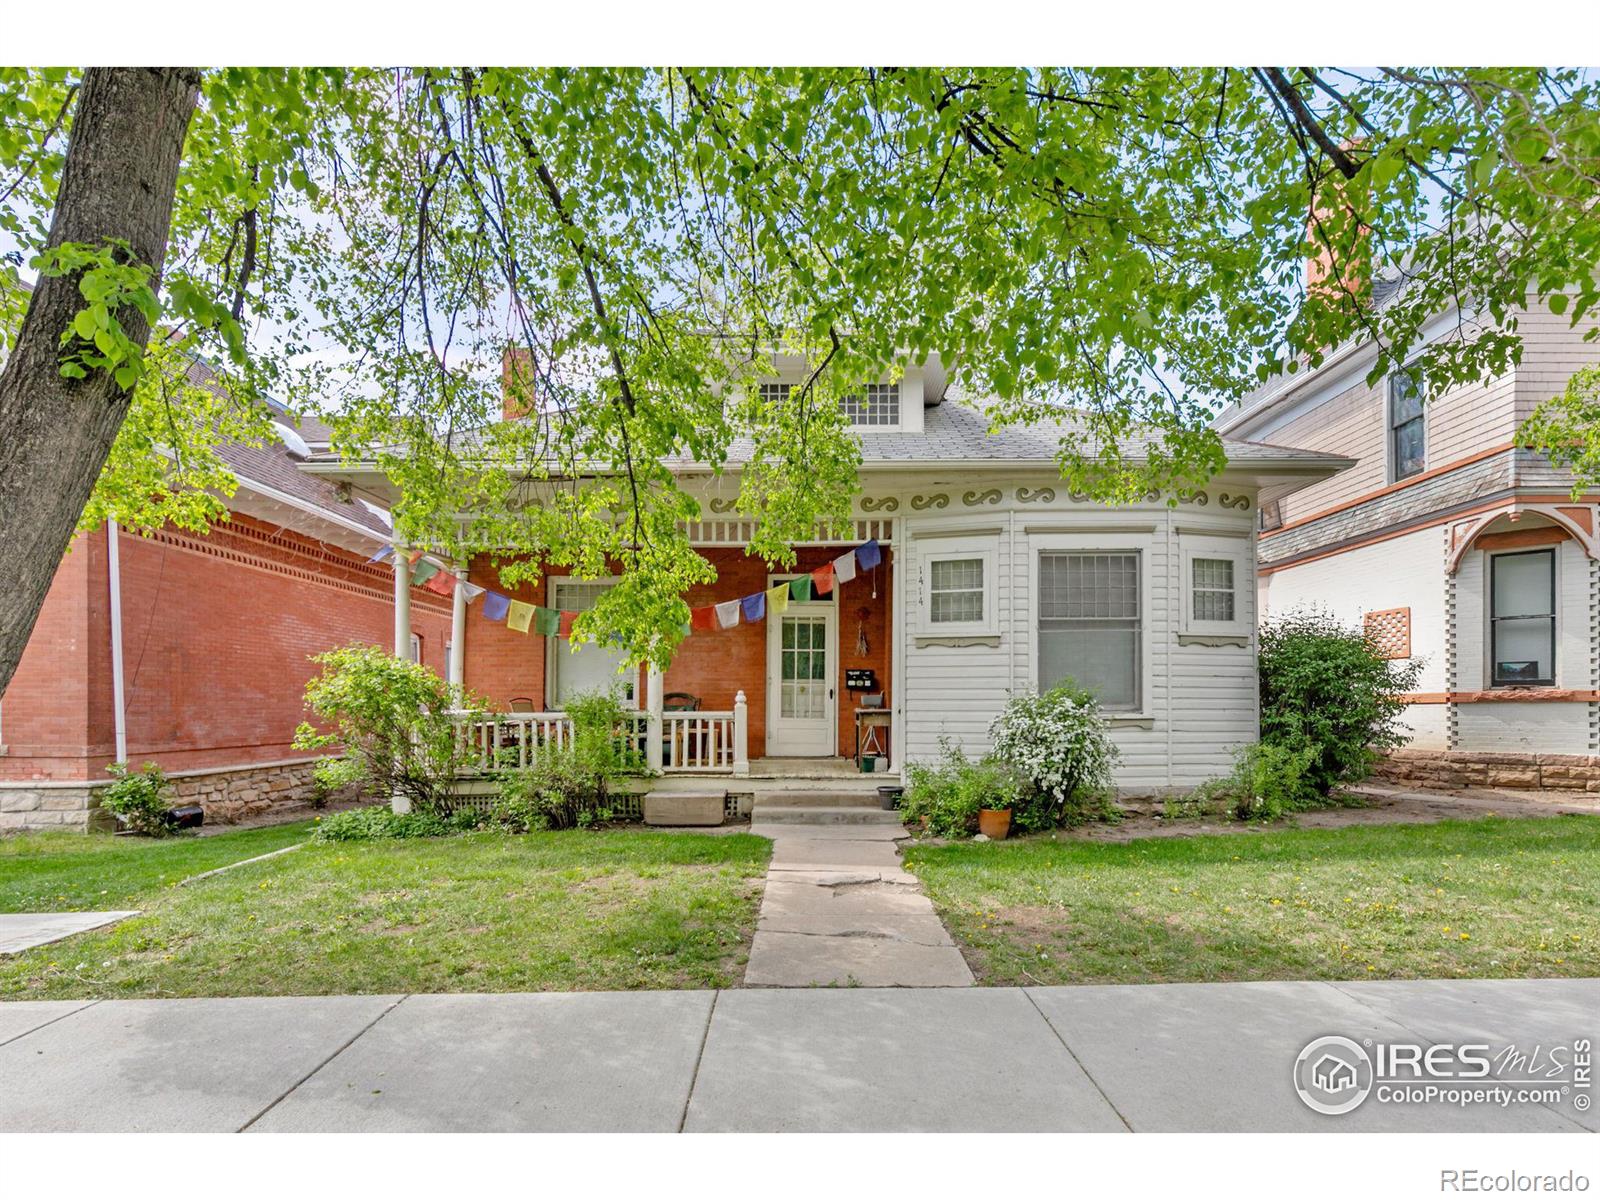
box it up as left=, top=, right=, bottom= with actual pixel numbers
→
left=3, top=67, right=1598, bottom=662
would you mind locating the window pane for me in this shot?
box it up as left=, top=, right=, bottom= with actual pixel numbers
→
left=1040, top=552, right=1138, bottom=620
left=1039, top=629, right=1139, bottom=708
left=1493, top=551, right=1554, bottom=619
left=929, top=557, right=984, bottom=623
left=1192, top=557, right=1236, bottom=623
left=840, top=382, right=900, bottom=426
left=1394, top=418, right=1425, bottom=478
left=1390, top=371, right=1423, bottom=424
left=1493, top=617, right=1553, bottom=683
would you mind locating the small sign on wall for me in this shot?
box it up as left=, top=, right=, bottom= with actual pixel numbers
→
left=845, top=669, right=878, bottom=691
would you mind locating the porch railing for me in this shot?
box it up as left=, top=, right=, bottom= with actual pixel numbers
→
left=450, top=690, right=748, bottom=777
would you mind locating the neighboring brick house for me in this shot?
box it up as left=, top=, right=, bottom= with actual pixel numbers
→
left=1216, top=293, right=1600, bottom=790
left=306, top=354, right=1348, bottom=795
left=0, top=375, right=453, bottom=832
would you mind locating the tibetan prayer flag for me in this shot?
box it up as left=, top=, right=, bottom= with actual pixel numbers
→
left=482, top=591, right=511, bottom=622
left=788, top=576, right=812, bottom=603
left=507, top=600, right=535, bottom=634
left=691, top=605, right=718, bottom=633
left=559, top=611, right=578, bottom=639
left=741, top=591, right=766, bottom=623
left=406, top=549, right=423, bottom=565
left=534, top=607, right=561, bottom=637
left=412, top=558, right=440, bottom=586
left=423, top=570, right=456, bottom=597
left=856, top=539, right=882, bottom=571
left=715, top=599, right=742, bottom=629
left=462, top=581, right=486, bottom=601
left=811, top=563, right=835, bottom=597
left=678, top=621, right=692, bottom=638
left=766, top=583, right=790, bottom=615
left=369, top=545, right=394, bottom=563
left=833, top=551, right=857, bottom=585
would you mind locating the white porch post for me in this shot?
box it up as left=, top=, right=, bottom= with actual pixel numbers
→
left=392, top=544, right=411, bottom=658
left=645, top=663, right=664, bottom=773
left=732, top=689, right=750, bottom=777
left=448, top=561, right=467, bottom=688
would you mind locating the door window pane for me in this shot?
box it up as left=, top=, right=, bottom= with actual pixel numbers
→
left=1491, top=549, right=1555, bottom=685
left=1039, top=552, right=1141, bottom=709
left=780, top=615, right=827, bottom=718
left=929, top=557, right=984, bottom=624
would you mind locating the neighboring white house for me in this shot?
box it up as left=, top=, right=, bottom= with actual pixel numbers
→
left=305, top=354, right=1351, bottom=794
left=1216, top=297, right=1600, bottom=790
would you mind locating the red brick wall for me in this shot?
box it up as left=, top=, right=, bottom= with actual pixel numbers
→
left=0, top=514, right=451, bottom=781
left=0, top=530, right=110, bottom=779
left=462, top=545, right=893, bottom=757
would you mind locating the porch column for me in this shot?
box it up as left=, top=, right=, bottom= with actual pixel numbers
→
left=645, top=663, right=664, bottom=773
left=392, top=544, right=411, bottom=658
left=732, top=690, right=750, bottom=777
left=448, top=561, right=467, bottom=688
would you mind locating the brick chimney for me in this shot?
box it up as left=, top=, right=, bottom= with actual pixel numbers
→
left=1305, top=146, right=1369, bottom=302
left=501, top=346, right=536, bottom=421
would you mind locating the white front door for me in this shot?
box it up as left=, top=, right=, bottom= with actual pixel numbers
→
left=766, top=604, right=837, bottom=756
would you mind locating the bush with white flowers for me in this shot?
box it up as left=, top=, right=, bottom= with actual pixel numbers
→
left=988, top=682, right=1119, bottom=828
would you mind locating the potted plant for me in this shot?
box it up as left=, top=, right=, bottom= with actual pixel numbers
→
left=972, top=756, right=1023, bottom=841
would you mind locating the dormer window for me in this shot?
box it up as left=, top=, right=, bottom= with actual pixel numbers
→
left=840, top=382, right=900, bottom=427
left=757, top=382, right=792, bottom=407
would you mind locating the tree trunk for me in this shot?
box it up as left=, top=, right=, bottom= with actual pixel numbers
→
left=0, top=68, right=199, bottom=697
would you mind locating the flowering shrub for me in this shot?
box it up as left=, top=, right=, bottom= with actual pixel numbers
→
left=988, top=682, right=1119, bottom=828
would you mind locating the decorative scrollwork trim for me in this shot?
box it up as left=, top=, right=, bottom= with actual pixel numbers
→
left=1015, top=486, right=1056, bottom=504
left=910, top=493, right=949, bottom=511
left=1219, top=492, right=1251, bottom=510
left=708, top=496, right=738, bottom=514
left=962, top=488, right=1002, bottom=506
left=861, top=496, right=900, bottom=513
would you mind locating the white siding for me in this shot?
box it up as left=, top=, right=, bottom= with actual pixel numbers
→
left=1260, top=525, right=1448, bottom=693
left=898, top=490, right=1260, bottom=791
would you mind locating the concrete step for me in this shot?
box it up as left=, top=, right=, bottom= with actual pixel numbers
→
left=750, top=806, right=906, bottom=826
left=750, top=790, right=890, bottom=809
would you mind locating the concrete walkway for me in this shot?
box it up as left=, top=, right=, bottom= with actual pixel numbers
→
left=744, top=821, right=973, bottom=987
left=0, top=978, right=1593, bottom=1132
left=0, top=911, right=139, bottom=955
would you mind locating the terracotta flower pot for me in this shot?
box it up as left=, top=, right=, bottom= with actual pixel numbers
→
left=978, top=808, right=1012, bottom=840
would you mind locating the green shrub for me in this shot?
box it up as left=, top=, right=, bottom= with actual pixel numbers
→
left=988, top=682, right=1120, bottom=829
left=1169, top=741, right=1323, bottom=823
left=310, top=805, right=485, bottom=842
left=901, top=742, right=1023, bottom=837
left=100, top=761, right=176, bottom=836
left=490, top=688, right=639, bottom=831
left=293, top=643, right=482, bottom=814
left=1258, top=610, right=1422, bottom=795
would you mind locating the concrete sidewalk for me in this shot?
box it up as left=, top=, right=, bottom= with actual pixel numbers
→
left=1, top=978, right=1594, bottom=1133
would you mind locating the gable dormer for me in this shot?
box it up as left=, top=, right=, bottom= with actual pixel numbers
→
left=754, top=354, right=942, bottom=433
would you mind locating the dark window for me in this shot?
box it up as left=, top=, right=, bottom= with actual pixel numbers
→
left=1390, top=370, right=1426, bottom=481
left=1491, top=549, right=1555, bottom=687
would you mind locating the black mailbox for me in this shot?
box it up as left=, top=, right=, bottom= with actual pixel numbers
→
left=845, top=669, right=878, bottom=691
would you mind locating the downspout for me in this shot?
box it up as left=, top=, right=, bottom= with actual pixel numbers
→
left=107, top=521, right=128, bottom=763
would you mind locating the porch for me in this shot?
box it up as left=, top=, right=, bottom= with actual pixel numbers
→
left=415, top=522, right=898, bottom=780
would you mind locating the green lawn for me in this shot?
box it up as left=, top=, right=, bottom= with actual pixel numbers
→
left=0, top=826, right=770, bottom=998
left=902, top=815, right=1600, bottom=985
left=0, top=822, right=315, bottom=912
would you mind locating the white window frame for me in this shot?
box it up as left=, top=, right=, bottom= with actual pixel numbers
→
left=1027, top=531, right=1153, bottom=717
left=840, top=382, right=901, bottom=427
left=1180, top=536, right=1251, bottom=638
left=753, top=377, right=907, bottom=431
left=918, top=540, right=997, bottom=638
left=545, top=575, right=636, bottom=706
